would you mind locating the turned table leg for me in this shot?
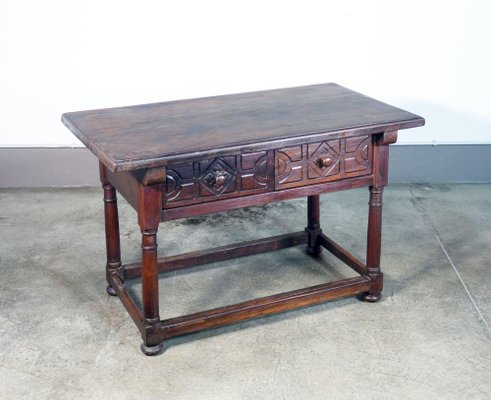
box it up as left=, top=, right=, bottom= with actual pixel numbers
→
left=100, top=162, right=122, bottom=296
left=305, top=195, right=323, bottom=255
left=363, top=186, right=384, bottom=302
left=140, top=226, right=163, bottom=355
left=138, top=180, right=164, bottom=355
left=361, top=131, right=397, bottom=302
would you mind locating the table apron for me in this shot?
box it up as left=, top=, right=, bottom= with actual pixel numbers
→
left=161, top=174, right=373, bottom=221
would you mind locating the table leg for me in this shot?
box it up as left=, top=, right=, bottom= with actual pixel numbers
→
left=306, top=195, right=323, bottom=255
left=363, top=186, right=384, bottom=302
left=140, top=226, right=163, bottom=355
left=138, top=181, right=164, bottom=356
left=100, top=163, right=122, bottom=297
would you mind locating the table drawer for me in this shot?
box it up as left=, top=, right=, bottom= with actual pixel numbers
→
left=275, top=135, right=372, bottom=189
left=164, top=151, right=271, bottom=207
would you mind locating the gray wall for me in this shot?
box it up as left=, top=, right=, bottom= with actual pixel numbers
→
left=0, top=145, right=490, bottom=188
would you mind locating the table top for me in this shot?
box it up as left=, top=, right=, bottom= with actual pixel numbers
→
left=62, top=83, right=424, bottom=172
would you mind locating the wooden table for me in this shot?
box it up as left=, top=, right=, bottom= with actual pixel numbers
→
left=62, top=83, right=424, bottom=355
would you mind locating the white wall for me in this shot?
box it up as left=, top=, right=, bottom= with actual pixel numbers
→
left=1, top=0, right=490, bottom=146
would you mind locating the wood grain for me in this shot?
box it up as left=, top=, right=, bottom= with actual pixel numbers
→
left=157, top=276, right=371, bottom=340
left=161, top=174, right=373, bottom=221
left=65, top=84, right=425, bottom=355
left=62, top=83, right=424, bottom=172
left=124, top=231, right=308, bottom=279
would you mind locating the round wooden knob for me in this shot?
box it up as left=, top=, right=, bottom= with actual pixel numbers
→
left=214, top=174, right=226, bottom=187
left=318, top=156, right=332, bottom=168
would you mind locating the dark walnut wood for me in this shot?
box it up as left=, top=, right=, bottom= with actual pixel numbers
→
left=62, top=84, right=424, bottom=355
left=62, top=83, right=423, bottom=172
left=164, top=151, right=271, bottom=207
left=275, top=135, right=372, bottom=189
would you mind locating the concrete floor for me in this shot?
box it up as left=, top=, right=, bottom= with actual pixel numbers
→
left=0, top=184, right=490, bottom=399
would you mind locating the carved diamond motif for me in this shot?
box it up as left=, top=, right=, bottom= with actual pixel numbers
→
left=200, top=158, right=236, bottom=195
left=308, top=141, right=340, bottom=178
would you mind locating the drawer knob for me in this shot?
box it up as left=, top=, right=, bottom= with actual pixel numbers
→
left=318, top=156, right=333, bottom=168
left=213, top=171, right=227, bottom=188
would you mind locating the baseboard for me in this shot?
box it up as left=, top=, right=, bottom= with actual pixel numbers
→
left=0, top=148, right=100, bottom=188
left=388, top=144, right=491, bottom=183
left=0, top=145, right=490, bottom=188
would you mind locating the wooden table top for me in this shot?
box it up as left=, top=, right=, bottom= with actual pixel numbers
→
left=62, top=83, right=424, bottom=172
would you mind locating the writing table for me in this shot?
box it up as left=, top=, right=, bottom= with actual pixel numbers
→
left=62, top=83, right=425, bottom=355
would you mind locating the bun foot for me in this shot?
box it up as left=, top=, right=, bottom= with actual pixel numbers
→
left=141, top=342, right=163, bottom=356
left=360, top=292, right=382, bottom=303
left=306, top=245, right=323, bottom=256
left=106, top=285, right=117, bottom=297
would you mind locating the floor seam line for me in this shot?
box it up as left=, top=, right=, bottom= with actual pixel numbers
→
left=409, top=185, right=491, bottom=337
left=433, top=231, right=490, bottom=335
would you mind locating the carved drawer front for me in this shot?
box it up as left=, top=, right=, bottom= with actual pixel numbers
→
left=164, top=152, right=271, bottom=207
left=275, top=135, right=372, bottom=189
